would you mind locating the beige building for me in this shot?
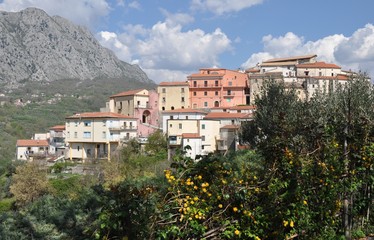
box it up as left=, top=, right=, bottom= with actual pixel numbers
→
left=65, top=112, right=137, bottom=161
left=167, top=118, right=220, bottom=160
left=108, top=89, right=150, bottom=116
left=157, top=81, right=190, bottom=111
left=246, top=55, right=355, bottom=102
left=16, top=139, right=49, bottom=161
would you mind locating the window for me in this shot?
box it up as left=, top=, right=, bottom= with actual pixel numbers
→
left=228, top=81, right=232, bottom=86
left=181, top=97, right=185, bottom=102
left=74, top=132, right=78, bottom=138
left=204, top=102, right=208, bottom=107
left=162, top=97, right=166, bottom=102
left=215, top=80, right=219, bottom=86
left=227, top=90, right=231, bottom=95
left=186, top=116, right=188, bottom=119
left=215, top=91, right=219, bottom=96
left=137, top=101, right=140, bottom=106
left=202, top=124, right=205, bottom=129
left=67, top=132, right=70, bottom=138
left=202, top=145, right=205, bottom=150
left=204, top=91, right=207, bottom=96
left=162, top=107, right=165, bottom=111
left=74, top=121, right=78, bottom=127
left=162, top=88, right=166, bottom=93
left=170, top=116, right=174, bottom=120
left=83, top=131, right=91, bottom=138
left=202, top=136, right=205, bottom=141
left=84, top=121, right=91, bottom=127
left=179, top=123, right=182, bottom=129
left=193, top=92, right=197, bottom=96
left=204, top=81, right=208, bottom=87
left=319, top=72, right=322, bottom=76
left=169, top=124, right=173, bottom=128
left=181, top=88, right=184, bottom=93
left=193, top=81, right=197, bottom=87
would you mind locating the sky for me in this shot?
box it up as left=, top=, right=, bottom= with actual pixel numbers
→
left=1, top=0, right=374, bottom=83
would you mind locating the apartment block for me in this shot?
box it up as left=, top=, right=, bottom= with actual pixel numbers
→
left=158, top=81, right=190, bottom=111
left=188, top=68, right=250, bottom=109
left=65, top=112, right=137, bottom=161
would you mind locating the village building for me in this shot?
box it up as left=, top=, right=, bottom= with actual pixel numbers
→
left=65, top=112, right=137, bottom=161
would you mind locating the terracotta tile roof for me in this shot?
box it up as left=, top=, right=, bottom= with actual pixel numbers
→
left=263, top=54, right=317, bottom=63
left=50, top=125, right=65, bottom=131
left=229, top=105, right=256, bottom=110
left=204, top=112, right=251, bottom=119
left=296, top=61, right=341, bottom=69
left=17, top=139, right=49, bottom=147
left=182, top=133, right=200, bottom=138
left=110, top=89, right=147, bottom=98
left=188, top=73, right=225, bottom=78
left=245, top=67, right=260, bottom=73
left=163, top=108, right=207, bottom=114
left=159, top=81, right=189, bottom=86
left=66, top=112, right=137, bottom=119
left=221, top=125, right=239, bottom=129
left=261, top=61, right=298, bottom=67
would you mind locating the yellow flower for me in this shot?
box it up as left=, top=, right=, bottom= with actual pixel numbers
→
left=218, top=204, right=223, bottom=208
left=194, top=196, right=199, bottom=201
left=194, top=186, right=198, bottom=190
left=283, top=220, right=288, bottom=227
left=290, top=220, right=294, bottom=228
left=233, top=207, right=238, bottom=212
left=255, top=237, right=261, bottom=240
left=197, top=175, right=202, bottom=180
left=303, top=200, right=308, bottom=205
left=234, top=229, right=240, bottom=235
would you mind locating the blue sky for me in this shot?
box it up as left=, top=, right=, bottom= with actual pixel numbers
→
left=1, top=0, right=374, bottom=83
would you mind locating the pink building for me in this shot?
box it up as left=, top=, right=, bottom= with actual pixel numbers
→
left=187, top=68, right=250, bottom=109
left=108, top=89, right=161, bottom=138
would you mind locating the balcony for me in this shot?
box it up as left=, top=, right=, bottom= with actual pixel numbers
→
left=109, top=125, right=137, bottom=131
left=168, top=135, right=181, bottom=146
left=135, top=104, right=150, bottom=109
left=223, top=92, right=235, bottom=98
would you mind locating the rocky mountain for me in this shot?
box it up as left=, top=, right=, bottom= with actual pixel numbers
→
left=0, top=7, right=153, bottom=89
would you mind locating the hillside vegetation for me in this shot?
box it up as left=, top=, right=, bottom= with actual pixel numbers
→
left=0, top=76, right=372, bottom=239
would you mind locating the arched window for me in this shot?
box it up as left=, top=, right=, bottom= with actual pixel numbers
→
left=214, top=101, right=219, bottom=107
left=142, top=110, right=151, bottom=123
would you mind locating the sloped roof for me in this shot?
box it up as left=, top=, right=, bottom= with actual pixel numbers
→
left=221, top=125, right=240, bottom=129
left=17, top=139, right=49, bottom=147
left=66, top=112, right=136, bottom=119
left=163, top=108, right=207, bottom=114
left=110, top=89, right=147, bottom=98
left=204, top=112, right=251, bottom=119
left=296, top=61, right=341, bottom=69
left=182, top=133, right=200, bottom=138
left=229, top=105, right=256, bottom=110
left=50, top=125, right=65, bottom=131
left=263, top=54, right=317, bottom=63
left=159, top=81, right=189, bottom=86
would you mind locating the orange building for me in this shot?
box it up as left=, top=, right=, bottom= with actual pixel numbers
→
left=187, top=68, right=250, bottom=109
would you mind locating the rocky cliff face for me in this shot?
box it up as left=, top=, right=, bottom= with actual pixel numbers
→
left=0, top=7, right=152, bottom=88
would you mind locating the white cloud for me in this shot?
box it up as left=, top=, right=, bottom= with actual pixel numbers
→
left=241, top=24, right=374, bottom=79
left=0, top=0, right=110, bottom=29
left=98, top=15, right=232, bottom=82
left=191, top=0, right=264, bottom=15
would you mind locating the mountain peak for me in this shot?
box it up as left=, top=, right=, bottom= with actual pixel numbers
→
left=0, top=7, right=153, bottom=89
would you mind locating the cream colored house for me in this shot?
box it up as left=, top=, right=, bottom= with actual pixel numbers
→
left=167, top=118, right=220, bottom=160
left=65, top=112, right=137, bottom=161
left=157, top=81, right=190, bottom=111
left=161, top=108, right=207, bottom=133
left=16, top=139, right=49, bottom=161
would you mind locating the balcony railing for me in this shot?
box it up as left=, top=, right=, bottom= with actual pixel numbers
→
left=135, top=104, right=150, bottom=109
left=109, top=125, right=136, bottom=131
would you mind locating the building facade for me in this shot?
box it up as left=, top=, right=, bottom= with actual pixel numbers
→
left=188, top=68, right=250, bottom=109
left=65, top=112, right=137, bottom=161
left=157, top=81, right=190, bottom=111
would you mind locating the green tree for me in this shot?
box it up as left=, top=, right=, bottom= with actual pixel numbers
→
left=145, top=130, right=167, bottom=158
left=10, top=162, right=50, bottom=206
